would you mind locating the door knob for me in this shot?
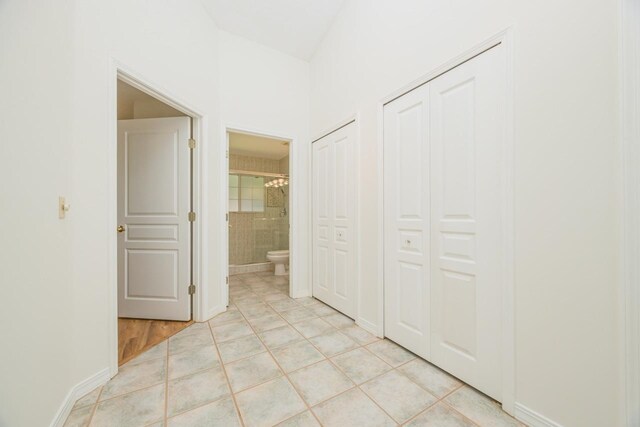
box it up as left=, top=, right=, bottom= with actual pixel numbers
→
left=117, top=225, right=125, bottom=233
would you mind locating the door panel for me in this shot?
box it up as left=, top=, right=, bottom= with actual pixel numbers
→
left=384, top=44, right=505, bottom=401
left=312, top=123, right=357, bottom=318
left=430, top=45, right=504, bottom=400
left=384, top=85, right=431, bottom=357
left=118, top=117, right=191, bottom=321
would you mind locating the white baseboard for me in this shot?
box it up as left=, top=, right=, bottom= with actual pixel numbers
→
left=50, top=367, right=111, bottom=427
left=514, top=402, right=563, bottom=427
left=356, top=317, right=380, bottom=337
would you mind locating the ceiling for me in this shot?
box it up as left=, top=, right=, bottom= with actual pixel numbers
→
left=229, top=132, right=290, bottom=160
left=203, top=0, right=346, bottom=60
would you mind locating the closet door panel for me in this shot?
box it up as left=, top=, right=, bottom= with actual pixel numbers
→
left=383, top=85, right=430, bottom=358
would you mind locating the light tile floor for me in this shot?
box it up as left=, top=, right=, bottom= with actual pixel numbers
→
left=64, top=272, right=525, bottom=427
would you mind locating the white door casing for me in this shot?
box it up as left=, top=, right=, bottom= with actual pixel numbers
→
left=312, top=122, right=357, bottom=319
left=384, top=44, right=506, bottom=400
left=117, top=117, right=191, bottom=321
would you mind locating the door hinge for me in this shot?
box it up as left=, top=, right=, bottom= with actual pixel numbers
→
left=188, top=138, right=196, bottom=149
left=188, top=211, right=196, bottom=222
left=188, top=284, right=196, bottom=295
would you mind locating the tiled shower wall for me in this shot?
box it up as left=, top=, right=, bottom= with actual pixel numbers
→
left=229, top=154, right=289, bottom=265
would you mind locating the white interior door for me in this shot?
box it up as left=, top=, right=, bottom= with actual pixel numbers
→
left=383, top=84, right=431, bottom=358
left=384, top=44, right=506, bottom=400
left=118, top=117, right=191, bottom=321
left=312, top=122, right=357, bottom=319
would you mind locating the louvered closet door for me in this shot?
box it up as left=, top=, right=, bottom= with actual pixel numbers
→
left=312, top=123, right=357, bottom=319
left=384, top=43, right=506, bottom=401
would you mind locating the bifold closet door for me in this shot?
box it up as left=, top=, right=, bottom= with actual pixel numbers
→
left=312, top=123, right=357, bottom=319
left=384, top=44, right=506, bottom=401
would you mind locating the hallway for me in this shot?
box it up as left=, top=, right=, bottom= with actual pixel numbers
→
left=64, top=273, right=521, bottom=426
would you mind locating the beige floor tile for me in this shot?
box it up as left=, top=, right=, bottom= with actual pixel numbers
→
left=218, top=334, right=266, bottom=363
left=271, top=340, right=326, bottom=373
left=63, top=404, right=93, bottom=427
left=91, top=383, right=164, bottom=427
left=167, top=366, right=230, bottom=417
left=209, top=308, right=244, bottom=326
left=276, top=410, right=320, bottom=427
left=406, top=402, right=478, bottom=427
left=311, top=388, right=396, bottom=427
left=322, top=313, right=355, bottom=329
left=169, top=327, right=214, bottom=355
left=168, top=344, right=219, bottom=379
left=72, top=386, right=102, bottom=410
left=361, top=370, right=437, bottom=423
left=288, top=360, right=354, bottom=405
left=234, top=295, right=264, bottom=307
left=133, top=341, right=167, bottom=363
left=167, top=396, right=241, bottom=427
left=292, top=318, right=335, bottom=339
left=366, top=339, right=416, bottom=367
left=309, top=330, right=359, bottom=357
left=444, top=387, right=523, bottom=427
left=225, top=352, right=283, bottom=392
left=308, top=303, right=338, bottom=317
left=269, top=298, right=301, bottom=312
left=235, top=377, right=307, bottom=427
left=340, top=325, right=379, bottom=345
left=280, top=307, right=317, bottom=323
left=211, top=320, right=254, bottom=343
left=240, top=303, right=278, bottom=320
left=248, top=313, right=289, bottom=332
left=258, top=325, right=305, bottom=349
left=331, top=348, right=391, bottom=384
left=398, top=358, right=462, bottom=397
left=101, top=357, right=166, bottom=400
left=293, top=297, right=317, bottom=306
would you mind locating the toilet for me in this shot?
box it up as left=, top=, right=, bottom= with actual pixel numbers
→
left=266, top=250, right=289, bottom=276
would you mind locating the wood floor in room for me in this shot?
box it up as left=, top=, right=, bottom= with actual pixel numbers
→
left=118, top=317, right=193, bottom=365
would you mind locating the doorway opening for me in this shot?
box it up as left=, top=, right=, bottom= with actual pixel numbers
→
left=115, top=78, right=196, bottom=365
left=226, top=131, right=292, bottom=301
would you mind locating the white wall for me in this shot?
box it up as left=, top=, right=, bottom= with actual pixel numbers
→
left=218, top=30, right=311, bottom=297
left=0, top=1, right=75, bottom=426
left=309, top=1, right=621, bottom=426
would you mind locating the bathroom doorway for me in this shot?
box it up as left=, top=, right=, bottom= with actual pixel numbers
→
left=227, top=131, right=292, bottom=300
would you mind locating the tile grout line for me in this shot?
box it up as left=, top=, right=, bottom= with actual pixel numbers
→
left=85, top=384, right=104, bottom=425
left=207, top=319, right=248, bottom=427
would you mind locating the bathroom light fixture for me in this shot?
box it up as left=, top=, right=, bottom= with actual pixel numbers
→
left=264, top=178, right=289, bottom=188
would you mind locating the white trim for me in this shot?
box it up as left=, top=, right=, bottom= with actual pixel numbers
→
left=376, top=28, right=516, bottom=414
left=50, top=368, right=110, bottom=427
left=514, top=403, right=564, bottom=427
left=107, top=59, right=209, bottom=376
left=221, top=123, right=307, bottom=303
left=621, top=0, right=640, bottom=425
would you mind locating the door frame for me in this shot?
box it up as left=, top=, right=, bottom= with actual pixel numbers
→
left=220, top=123, right=305, bottom=304
left=107, top=62, right=208, bottom=377
left=376, top=28, right=515, bottom=413
left=621, top=0, right=640, bottom=423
